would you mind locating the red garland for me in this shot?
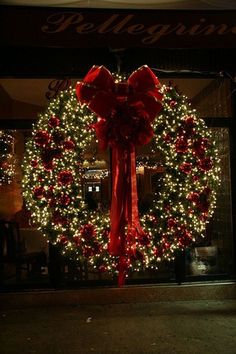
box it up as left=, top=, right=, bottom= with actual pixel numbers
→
left=179, top=162, right=192, bottom=174
left=76, top=65, right=163, bottom=286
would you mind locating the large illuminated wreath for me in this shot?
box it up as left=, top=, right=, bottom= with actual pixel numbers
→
left=22, top=66, right=220, bottom=286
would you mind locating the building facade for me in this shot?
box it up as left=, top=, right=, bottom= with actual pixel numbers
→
left=0, top=3, right=235, bottom=289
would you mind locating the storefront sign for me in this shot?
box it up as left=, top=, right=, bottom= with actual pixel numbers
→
left=1, top=6, right=236, bottom=48
left=45, top=79, right=71, bottom=100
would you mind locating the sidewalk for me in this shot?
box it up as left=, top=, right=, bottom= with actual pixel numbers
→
left=1, top=299, right=236, bottom=354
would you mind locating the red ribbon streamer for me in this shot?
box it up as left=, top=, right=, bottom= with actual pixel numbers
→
left=76, top=65, right=163, bottom=286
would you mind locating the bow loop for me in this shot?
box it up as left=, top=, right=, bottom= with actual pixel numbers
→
left=76, top=66, right=116, bottom=118
left=76, top=65, right=115, bottom=107
left=128, top=65, right=163, bottom=121
left=128, top=65, right=160, bottom=92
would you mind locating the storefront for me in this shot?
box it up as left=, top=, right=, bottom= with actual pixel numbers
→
left=0, top=2, right=236, bottom=290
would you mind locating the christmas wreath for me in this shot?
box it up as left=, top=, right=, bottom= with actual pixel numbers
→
left=22, top=66, right=220, bottom=286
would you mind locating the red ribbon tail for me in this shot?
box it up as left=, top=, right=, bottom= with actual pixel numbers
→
left=109, top=147, right=127, bottom=256
left=126, top=146, right=145, bottom=249
left=109, top=145, right=145, bottom=286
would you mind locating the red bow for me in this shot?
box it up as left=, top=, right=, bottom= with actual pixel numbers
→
left=76, top=65, right=163, bottom=286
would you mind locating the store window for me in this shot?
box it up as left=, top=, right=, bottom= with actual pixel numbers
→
left=185, top=127, right=234, bottom=280
left=0, top=77, right=234, bottom=289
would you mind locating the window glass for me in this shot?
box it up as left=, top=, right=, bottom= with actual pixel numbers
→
left=0, top=77, right=234, bottom=288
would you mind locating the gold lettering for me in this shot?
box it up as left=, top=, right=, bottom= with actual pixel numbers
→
left=94, top=14, right=134, bottom=34
left=76, top=22, right=94, bottom=33
left=189, top=18, right=206, bottom=35
left=41, top=12, right=84, bottom=33
left=175, top=24, right=188, bottom=35
left=175, top=19, right=208, bottom=35
left=112, top=15, right=135, bottom=34
left=46, top=79, right=71, bottom=100
left=143, top=24, right=181, bottom=44
left=200, top=24, right=230, bottom=35
left=96, top=14, right=120, bottom=33
left=40, top=12, right=236, bottom=46
left=126, top=23, right=145, bottom=34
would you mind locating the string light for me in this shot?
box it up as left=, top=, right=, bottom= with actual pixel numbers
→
left=0, top=130, right=16, bottom=185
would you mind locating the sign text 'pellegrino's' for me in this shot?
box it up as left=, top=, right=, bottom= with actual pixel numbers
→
left=41, top=11, right=236, bottom=46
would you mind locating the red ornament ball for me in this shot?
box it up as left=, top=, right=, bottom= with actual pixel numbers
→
left=59, top=235, right=68, bottom=245
left=49, top=116, right=60, bottom=128
left=31, top=159, right=38, bottom=168
left=193, top=139, right=205, bottom=158
left=60, top=194, right=71, bottom=206
left=139, top=233, right=150, bottom=246
left=188, top=192, right=200, bottom=204
left=73, top=236, right=81, bottom=247
left=179, top=162, right=192, bottom=174
left=52, top=211, right=68, bottom=225
left=167, top=218, right=177, bottom=228
left=80, top=224, right=96, bottom=240
left=63, top=140, right=75, bottom=150
left=43, top=161, right=54, bottom=171
left=58, top=170, right=73, bottom=185
left=83, top=246, right=95, bottom=257
left=178, top=231, right=192, bottom=247
left=175, top=138, right=188, bottom=153
left=198, top=157, right=213, bottom=171
left=34, top=131, right=51, bottom=147
left=192, top=175, right=200, bottom=182
left=33, top=186, right=44, bottom=199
